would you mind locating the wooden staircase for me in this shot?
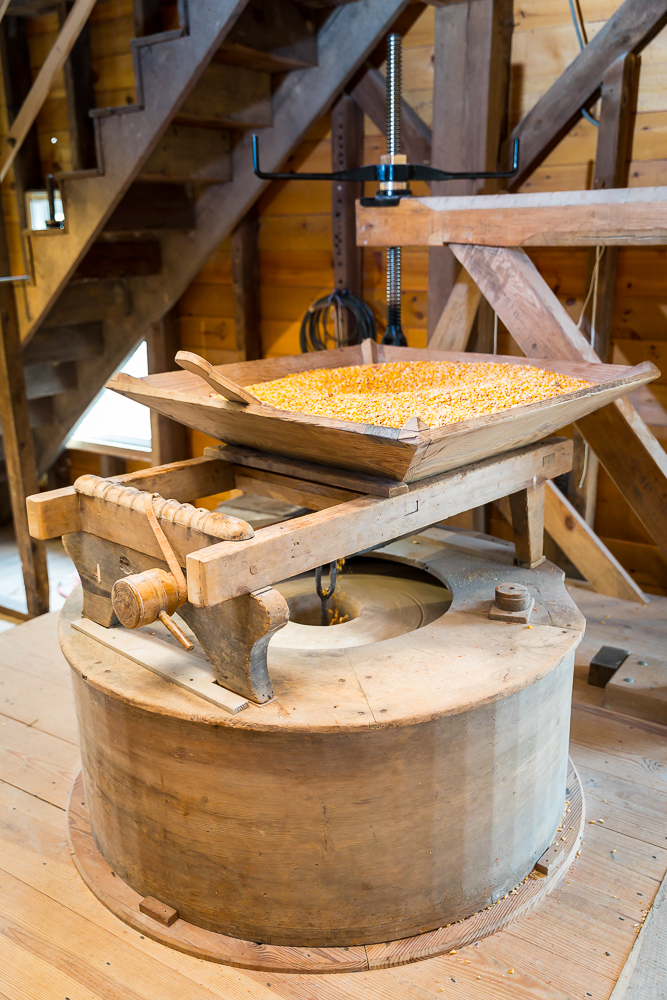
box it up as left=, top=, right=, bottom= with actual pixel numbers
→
left=2, top=0, right=413, bottom=477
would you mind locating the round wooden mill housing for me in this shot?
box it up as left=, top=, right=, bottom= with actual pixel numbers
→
left=61, top=529, right=584, bottom=956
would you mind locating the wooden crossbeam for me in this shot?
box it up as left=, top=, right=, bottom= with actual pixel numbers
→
left=450, top=243, right=667, bottom=563
left=0, top=0, right=97, bottom=182
left=357, top=186, right=667, bottom=248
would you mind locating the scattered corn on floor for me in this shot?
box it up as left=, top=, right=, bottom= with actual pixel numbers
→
left=246, top=360, right=593, bottom=429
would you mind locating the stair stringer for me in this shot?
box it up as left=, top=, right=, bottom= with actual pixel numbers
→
left=33, top=0, right=412, bottom=475
left=16, top=0, right=251, bottom=345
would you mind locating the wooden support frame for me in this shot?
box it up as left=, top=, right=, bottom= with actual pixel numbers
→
left=186, top=438, right=572, bottom=607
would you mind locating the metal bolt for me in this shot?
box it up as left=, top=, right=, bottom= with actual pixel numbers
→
left=495, top=582, right=530, bottom=612
left=623, top=677, right=635, bottom=684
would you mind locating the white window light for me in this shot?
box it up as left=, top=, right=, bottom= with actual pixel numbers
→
left=26, top=190, right=65, bottom=231
left=67, top=342, right=152, bottom=456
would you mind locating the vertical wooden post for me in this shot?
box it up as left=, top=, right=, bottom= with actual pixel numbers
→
left=509, top=484, right=546, bottom=569
left=0, top=204, right=49, bottom=616
left=231, top=205, right=261, bottom=361
left=0, top=16, right=43, bottom=234
left=147, top=311, right=188, bottom=467
left=427, top=0, right=513, bottom=341
left=331, top=95, right=364, bottom=304
left=569, top=53, right=640, bottom=523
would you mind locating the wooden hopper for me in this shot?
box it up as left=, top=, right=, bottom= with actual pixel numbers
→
left=106, top=344, right=659, bottom=484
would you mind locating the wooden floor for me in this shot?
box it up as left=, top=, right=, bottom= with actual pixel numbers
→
left=0, top=584, right=666, bottom=999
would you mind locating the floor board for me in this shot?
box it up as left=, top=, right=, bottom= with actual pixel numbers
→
left=0, top=585, right=666, bottom=998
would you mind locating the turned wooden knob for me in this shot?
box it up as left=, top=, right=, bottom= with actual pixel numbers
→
left=112, top=568, right=180, bottom=629
left=495, top=582, right=531, bottom=612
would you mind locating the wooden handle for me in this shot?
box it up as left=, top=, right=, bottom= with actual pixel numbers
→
left=175, top=351, right=263, bottom=406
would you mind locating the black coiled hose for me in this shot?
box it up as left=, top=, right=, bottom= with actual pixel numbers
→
left=300, top=289, right=377, bottom=353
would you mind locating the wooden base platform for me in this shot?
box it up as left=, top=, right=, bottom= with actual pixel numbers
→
left=1, top=586, right=666, bottom=997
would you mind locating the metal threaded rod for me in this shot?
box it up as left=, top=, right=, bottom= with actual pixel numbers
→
left=382, top=34, right=407, bottom=346
left=386, top=246, right=402, bottom=332
left=386, top=33, right=401, bottom=158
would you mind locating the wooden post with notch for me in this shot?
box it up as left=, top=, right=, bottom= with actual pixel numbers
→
left=331, top=93, right=364, bottom=341
left=570, top=52, right=640, bottom=524
left=0, top=204, right=49, bottom=616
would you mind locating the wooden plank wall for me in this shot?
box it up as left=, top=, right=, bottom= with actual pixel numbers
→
left=2, top=1, right=667, bottom=589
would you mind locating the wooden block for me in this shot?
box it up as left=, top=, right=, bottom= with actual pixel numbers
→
left=27, top=486, right=81, bottom=539
left=534, top=840, right=565, bottom=876
left=588, top=645, right=630, bottom=688
left=71, top=618, right=249, bottom=715
left=139, top=895, right=179, bottom=927
left=603, top=655, right=667, bottom=725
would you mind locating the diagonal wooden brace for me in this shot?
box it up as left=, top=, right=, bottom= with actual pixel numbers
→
left=450, top=243, right=667, bottom=563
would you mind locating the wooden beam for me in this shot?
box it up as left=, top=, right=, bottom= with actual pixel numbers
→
left=427, top=0, right=512, bottom=339
left=0, top=202, right=49, bottom=615
left=451, top=243, right=667, bottom=563
left=27, top=455, right=236, bottom=540
left=357, top=185, right=667, bottom=248
left=428, top=268, right=481, bottom=352
left=186, top=438, right=572, bottom=607
left=348, top=65, right=432, bottom=166
left=231, top=205, right=261, bottom=361
left=507, top=0, right=667, bottom=191
left=494, top=485, right=646, bottom=604
left=146, top=310, right=188, bottom=468
left=570, top=52, right=640, bottom=524
left=0, top=0, right=97, bottom=182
